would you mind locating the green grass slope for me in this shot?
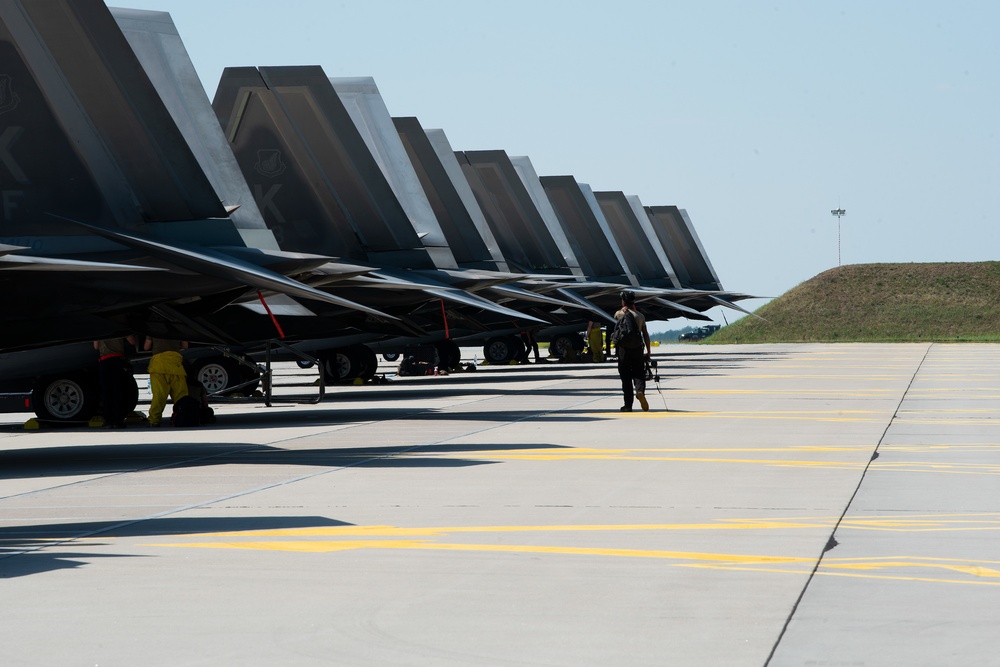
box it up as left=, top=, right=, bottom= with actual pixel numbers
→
left=709, top=262, right=1000, bottom=343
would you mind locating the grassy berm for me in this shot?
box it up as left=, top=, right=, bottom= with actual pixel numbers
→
left=709, top=262, right=1000, bottom=343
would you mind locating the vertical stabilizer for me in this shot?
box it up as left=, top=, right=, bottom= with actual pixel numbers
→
left=213, top=65, right=436, bottom=269
left=394, top=118, right=507, bottom=271
left=111, top=7, right=278, bottom=250
left=645, top=205, right=723, bottom=290
left=456, top=150, right=578, bottom=276
left=538, top=174, right=630, bottom=283
left=595, top=191, right=680, bottom=288
left=0, top=0, right=224, bottom=232
left=330, top=77, right=457, bottom=269
left=423, top=128, right=509, bottom=272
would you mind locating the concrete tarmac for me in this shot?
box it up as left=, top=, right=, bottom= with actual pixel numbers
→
left=1, top=343, right=998, bottom=666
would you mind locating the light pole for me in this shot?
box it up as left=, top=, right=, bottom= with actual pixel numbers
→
left=830, top=207, right=846, bottom=266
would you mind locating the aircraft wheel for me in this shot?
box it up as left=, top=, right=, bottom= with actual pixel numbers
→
left=381, top=352, right=400, bottom=362
left=120, top=372, right=139, bottom=415
left=295, top=359, right=315, bottom=369
left=33, top=374, right=98, bottom=422
left=351, top=344, right=378, bottom=380
left=550, top=334, right=583, bottom=359
left=434, top=339, right=461, bottom=371
left=483, top=336, right=520, bottom=365
left=194, top=356, right=259, bottom=396
left=321, top=349, right=357, bottom=383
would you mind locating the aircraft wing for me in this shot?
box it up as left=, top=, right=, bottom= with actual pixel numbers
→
left=553, top=287, right=616, bottom=324
left=710, top=296, right=767, bottom=321
left=0, top=244, right=32, bottom=256
left=653, top=297, right=713, bottom=319
left=346, top=268, right=548, bottom=323
left=431, top=267, right=525, bottom=290
left=487, top=284, right=582, bottom=309
left=419, top=287, right=548, bottom=324
left=61, top=217, right=398, bottom=321
left=0, top=255, right=166, bottom=272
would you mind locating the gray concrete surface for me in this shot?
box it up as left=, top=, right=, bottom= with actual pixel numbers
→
left=1, top=343, right=997, bottom=666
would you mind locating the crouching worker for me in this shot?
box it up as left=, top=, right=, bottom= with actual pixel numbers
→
left=143, top=337, right=188, bottom=426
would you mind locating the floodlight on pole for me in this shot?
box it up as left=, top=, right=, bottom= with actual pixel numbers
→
left=831, top=207, right=846, bottom=266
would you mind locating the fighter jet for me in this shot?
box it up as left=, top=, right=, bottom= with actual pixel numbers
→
left=212, top=65, right=557, bottom=372
left=0, top=1, right=402, bottom=421
left=0, top=0, right=391, bottom=355
left=595, top=191, right=758, bottom=320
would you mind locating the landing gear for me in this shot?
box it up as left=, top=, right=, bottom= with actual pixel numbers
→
left=320, top=344, right=378, bottom=383
left=549, top=333, right=584, bottom=360
left=193, top=356, right=260, bottom=396
left=483, top=336, right=523, bottom=365
left=434, top=339, right=462, bottom=371
left=32, top=374, right=98, bottom=422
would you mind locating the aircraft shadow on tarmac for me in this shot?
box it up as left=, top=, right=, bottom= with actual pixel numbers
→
left=237, top=376, right=711, bottom=408
left=0, top=441, right=572, bottom=578
left=0, top=441, right=573, bottom=479
left=0, top=515, right=354, bottom=579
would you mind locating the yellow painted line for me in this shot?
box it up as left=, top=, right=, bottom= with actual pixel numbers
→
left=869, top=463, right=1000, bottom=476
left=143, top=522, right=1000, bottom=586
left=823, top=561, right=1000, bottom=578
left=161, top=520, right=837, bottom=540
left=635, top=410, right=884, bottom=415
left=431, top=453, right=870, bottom=467
left=605, top=412, right=887, bottom=423
left=144, top=513, right=1000, bottom=543
left=469, top=446, right=877, bottom=454
left=149, top=539, right=815, bottom=565
left=722, top=373, right=915, bottom=378
left=680, top=564, right=1000, bottom=587
left=886, top=419, right=1000, bottom=426
left=669, top=389, right=896, bottom=395
left=881, top=444, right=1000, bottom=451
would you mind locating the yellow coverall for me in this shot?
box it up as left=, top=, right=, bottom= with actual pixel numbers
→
left=587, top=323, right=605, bottom=363
left=147, top=350, right=188, bottom=425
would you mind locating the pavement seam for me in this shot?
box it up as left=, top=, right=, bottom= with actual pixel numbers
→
left=762, top=342, right=934, bottom=666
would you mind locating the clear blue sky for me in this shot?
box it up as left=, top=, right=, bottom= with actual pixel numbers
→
left=109, top=1, right=999, bottom=332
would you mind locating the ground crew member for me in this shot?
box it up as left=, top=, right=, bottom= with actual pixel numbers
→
left=613, top=291, right=652, bottom=411
left=586, top=320, right=605, bottom=363
left=94, top=335, right=136, bottom=428
left=143, top=336, right=188, bottom=426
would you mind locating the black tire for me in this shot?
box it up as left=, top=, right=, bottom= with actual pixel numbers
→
left=434, top=339, right=461, bottom=371
left=352, top=344, right=378, bottom=380
left=32, top=374, right=99, bottom=422
left=295, top=359, right=315, bottom=369
left=120, top=372, right=139, bottom=416
left=321, top=348, right=358, bottom=383
left=194, top=357, right=260, bottom=396
left=483, top=336, right=521, bottom=365
left=381, top=352, right=400, bottom=362
left=236, top=363, right=261, bottom=395
left=550, top=334, right=583, bottom=359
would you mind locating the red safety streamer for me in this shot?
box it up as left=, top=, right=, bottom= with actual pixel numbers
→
left=439, top=298, right=450, bottom=339
left=257, top=290, right=286, bottom=339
